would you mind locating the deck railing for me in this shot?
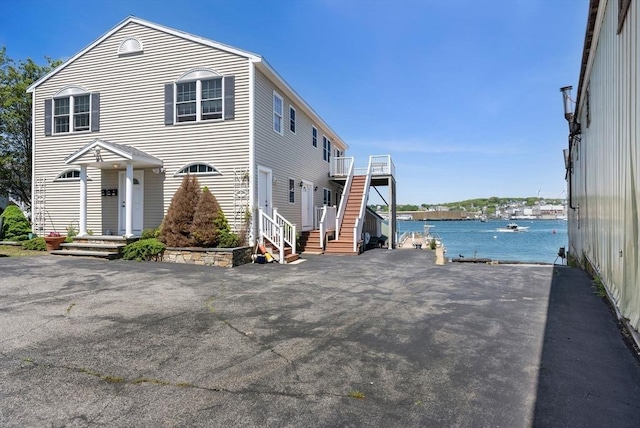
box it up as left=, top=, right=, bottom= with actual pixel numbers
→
left=331, top=155, right=394, bottom=178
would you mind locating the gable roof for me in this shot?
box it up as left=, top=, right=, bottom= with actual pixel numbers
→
left=27, top=16, right=348, bottom=150
left=65, top=139, right=163, bottom=167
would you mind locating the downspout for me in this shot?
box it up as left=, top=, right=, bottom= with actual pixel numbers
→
left=560, top=86, right=580, bottom=210
left=248, top=59, right=256, bottom=245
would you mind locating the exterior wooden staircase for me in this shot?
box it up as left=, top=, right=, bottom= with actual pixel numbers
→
left=324, top=175, right=367, bottom=255
left=264, top=242, right=299, bottom=263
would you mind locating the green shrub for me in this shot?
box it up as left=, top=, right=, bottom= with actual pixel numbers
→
left=0, top=206, right=31, bottom=241
left=218, top=231, right=241, bottom=248
left=21, top=237, right=46, bottom=251
left=141, top=228, right=160, bottom=239
left=65, top=224, right=78, bottom=243
left=122, top=238, right=165, bottom=261
left=429, top=239, right=437, bottom=250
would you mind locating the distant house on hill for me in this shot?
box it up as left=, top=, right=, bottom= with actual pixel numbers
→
left=561, top=0, right=638, bottom=332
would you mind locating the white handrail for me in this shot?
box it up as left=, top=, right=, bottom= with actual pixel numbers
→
left=318, top=205, right=336, bottom=250
left=273, top=208, right=296, bottom=255
left=258, top=208, right=285, bottom=264
left=353, top=156, right=373, bottom=252
left=335, top=158, right=354, bottom=240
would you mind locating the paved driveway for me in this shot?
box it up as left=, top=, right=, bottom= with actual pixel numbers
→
left=1, top=251, right=639, bottom=427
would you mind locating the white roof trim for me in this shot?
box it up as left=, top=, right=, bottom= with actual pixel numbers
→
left=64, top=139, right=162, bottom=166
left=27, top=16, right=260, bottom=93
left=26, top=16, right=348, bottom=150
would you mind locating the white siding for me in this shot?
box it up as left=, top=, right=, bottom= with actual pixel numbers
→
left=252, top=68, right=346, bottom=228
left=570, top=0, right=639, bottom=330
left=33, top=21, right=250, bottom=235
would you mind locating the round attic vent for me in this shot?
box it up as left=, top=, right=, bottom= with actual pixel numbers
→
left=118, top=37, right=143, bottom=56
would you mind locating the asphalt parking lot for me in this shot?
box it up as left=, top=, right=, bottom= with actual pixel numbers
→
left=1, top=250, right=639, bottom=427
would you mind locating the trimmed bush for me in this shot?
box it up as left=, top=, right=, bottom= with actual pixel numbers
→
left=218, top=230, right=241, bottom=248
left=122, top=238, right=166, bottom=261
left=191, top=187, right=222, bottom=247
left=159, top=175, right=200, bottom=247
left=141, top=228, right=160, bottom=239
left=21, top=237, right=46, bottom=251
left=0, top=206, right=31, bottom=241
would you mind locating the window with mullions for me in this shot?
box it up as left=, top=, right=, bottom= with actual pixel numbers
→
left=323, top=136, right=331, bottom=163
left=273, top=92, right=283, bottom=134
left=54, top=94, right=91, bottom=133
left=323, top=188, right=331, bottom=206
left=175, top=163, right=220, bottom=176
left=289, top=106, right=296, bottom=133
left=289, top=178, right=295, bottom=203
left=54, top=169, right=92, bottom=182
left=175, top=78, right=223, bottom=123
left=312, top=126, right=317, bottom=147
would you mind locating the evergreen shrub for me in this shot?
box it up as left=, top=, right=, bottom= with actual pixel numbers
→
left=122, top=238, right=166, bottom=261
left=21, top=237, right=46, bottom=251
left=159, top=175, right=200, bottom=247
left=0, top=206, right=31, bottom=241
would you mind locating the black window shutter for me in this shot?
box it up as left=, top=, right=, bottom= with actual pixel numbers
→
left=91, top=92, right=100, bottom=132
left=224, top=75, right=235, bottom=120
left=164, top=83, right=174, bottom=125
left=44, top=99, right=52, bottom=136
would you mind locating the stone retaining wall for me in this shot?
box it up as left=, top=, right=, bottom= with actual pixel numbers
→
left=162, top=246, right=252, bottom=268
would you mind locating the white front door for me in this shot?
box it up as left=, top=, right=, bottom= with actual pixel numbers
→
left=301, top=181, right=314, bottom=231
left=118, top=170, right=144, bottom=235
left=257, top=166, right=272, bottom=217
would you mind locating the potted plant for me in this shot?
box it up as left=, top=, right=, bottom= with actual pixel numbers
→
left=44, top=232, right=66, bottom=251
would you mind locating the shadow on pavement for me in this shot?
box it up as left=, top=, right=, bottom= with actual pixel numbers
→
left=532, top=266, right=640, bottom=427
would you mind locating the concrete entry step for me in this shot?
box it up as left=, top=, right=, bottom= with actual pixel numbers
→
left=50, top=249, right=120, bottom=259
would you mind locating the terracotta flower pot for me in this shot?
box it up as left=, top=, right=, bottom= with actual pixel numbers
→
left=44, top=236, right=66, bottom=251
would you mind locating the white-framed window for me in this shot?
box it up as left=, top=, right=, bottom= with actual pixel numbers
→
left=289, top=178, right=295, bottom=203
left=54, top=93, right=90, bottom=133
left=323, top=136, right=331, bottom=163
left=45, top=86, right=99, bottom=136
left=175, top=77, right=222, bottom=123
left=174, top=162, right=220, bottom=176
left=312, top=126, right=317, bottom=147
left=54, top=169, right=91, bottom=182
left=273, top=91, right=283, bottom=134
left=289, top=106, right=296, bottom=133
left=323, top=188, right=332, bottom=206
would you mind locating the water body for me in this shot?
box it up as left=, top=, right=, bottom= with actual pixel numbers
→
left=396, top=219, right=568, bottom=264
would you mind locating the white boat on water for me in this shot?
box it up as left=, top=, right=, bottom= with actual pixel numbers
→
left=496, top=222, right=530, bottom=232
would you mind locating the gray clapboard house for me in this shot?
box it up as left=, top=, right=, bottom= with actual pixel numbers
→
left=27, top=16, right=397, bottom=261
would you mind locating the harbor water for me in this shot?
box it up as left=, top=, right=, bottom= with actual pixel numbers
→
left=396, top=220, right=568, bottom=264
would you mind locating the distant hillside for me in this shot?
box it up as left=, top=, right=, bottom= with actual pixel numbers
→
left=373, top=197, right=566, bottom=212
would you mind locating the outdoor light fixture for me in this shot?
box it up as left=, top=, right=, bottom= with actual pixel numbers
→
left=560, top=85, right=580, bottom=136
left=113, top=163, right=119, bottom=169
left=299, top=181, right=303, bottom=187
left=559, top=85, right=580, bottom=211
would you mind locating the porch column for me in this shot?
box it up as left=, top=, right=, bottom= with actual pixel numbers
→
left=79, top=165, right=88, bottom=236
left=125, top=162, right=133, bottom=237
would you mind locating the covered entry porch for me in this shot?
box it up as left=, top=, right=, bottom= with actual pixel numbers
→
left=64, top=139, right=163, bottom=237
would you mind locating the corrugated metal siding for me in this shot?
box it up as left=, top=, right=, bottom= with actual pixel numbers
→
left=570, top=0, right=639, bottom=330
left=253, top=68, right=344, bottom=228
left=32, top=21, right=250, bottom=235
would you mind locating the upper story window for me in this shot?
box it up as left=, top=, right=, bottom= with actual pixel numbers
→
left=323, top=136, right=331, bottom=163
left=45, top=86, right=99, bottom=136
left=312, top=126, right=317, bottom=147
left=175, top=162, right=220, bottom=176
left=273, top=92, right=283, bottom=134
left=165, top=68, right=235, bottom=126
left=289, top=106, right=296, bottom=133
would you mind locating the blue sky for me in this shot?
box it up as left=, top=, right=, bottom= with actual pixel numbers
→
left=0, top=0, right=587, bottom=205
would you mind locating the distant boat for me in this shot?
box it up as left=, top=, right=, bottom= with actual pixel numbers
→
left=496, top=222, right=530, bottom=232
left=397, top=214, right=413, bottom=221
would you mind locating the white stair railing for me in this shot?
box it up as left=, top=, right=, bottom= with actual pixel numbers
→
left=258, top=208, right=285, bottom=264
left=273, top=208, right=296, bottom=256
left=318, top=205, right=337, bottom=250
left=352, top=156, right=374, bottom=252
left=335, top=158, right=354, bottom=240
